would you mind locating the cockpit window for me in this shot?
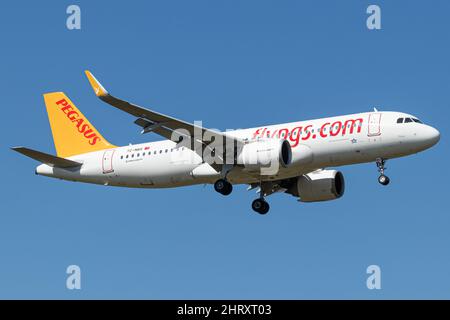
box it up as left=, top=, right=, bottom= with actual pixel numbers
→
left=397, top=117, right=423, bottom=124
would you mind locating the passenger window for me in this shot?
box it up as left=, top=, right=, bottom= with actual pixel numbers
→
left=154, top=151, right=156, bottom=155
left=120, top=156, right=123, bottom=159
left=397, top=118, right=403, bottom=123
left=405, top=118, right=413, bottom=123
left=165, top=149, right=168, bottom=153
left=159, top=150, right=162, bottom=154
left=148, top=152, right=151, bottom=155
left=137, top=153, right=140, bottom=157
left=126, top=155, right=129, bottom=159
left=132, top=154, right=134, bottom=158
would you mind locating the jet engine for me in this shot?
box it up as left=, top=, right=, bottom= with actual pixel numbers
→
left=238, top=139, right=292, bottom=172
left=286, top=169, right=345, bottom=202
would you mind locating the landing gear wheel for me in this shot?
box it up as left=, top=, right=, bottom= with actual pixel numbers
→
left=214, top=179, right=233, bottom=196
left=378, top=175, right=390, bottom=186
left=252, top=199, right=270, bottom=215
left=375, top=158, right=390, bottom=186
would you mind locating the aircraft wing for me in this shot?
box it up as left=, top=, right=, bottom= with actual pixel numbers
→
left=84, top=71, right=239, bottom=165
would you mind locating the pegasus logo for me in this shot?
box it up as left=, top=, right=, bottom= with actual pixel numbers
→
left=55, top=99, right=101, bottom=145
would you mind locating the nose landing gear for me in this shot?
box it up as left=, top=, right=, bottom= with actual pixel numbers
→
left=376, top=158, right=390, bottom=186
left=378, top=174, right=390, bottom=185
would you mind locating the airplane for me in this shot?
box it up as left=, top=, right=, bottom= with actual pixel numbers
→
left=12, top=71, right=440, bottom=214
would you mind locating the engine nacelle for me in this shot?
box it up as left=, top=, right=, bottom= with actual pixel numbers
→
left=238, top=139, right=292, bottom=173
left=289, top=170, right=345, bottom=202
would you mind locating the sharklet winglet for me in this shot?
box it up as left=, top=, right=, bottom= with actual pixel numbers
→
left=85, top=70, right=109, bottom=97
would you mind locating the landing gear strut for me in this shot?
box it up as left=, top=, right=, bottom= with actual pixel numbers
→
left=252, top=198, right=270, bottom=215
left=214, top=179, right=233, bottom=195
left=250, top=182, right=271, bottom=214
left=376, top=158, right=390, bottom=186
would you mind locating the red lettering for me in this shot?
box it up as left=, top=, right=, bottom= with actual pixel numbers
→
left=57, top=100, right=100, bottom=146
left=61, top=105, right=73, bottom=114
left=330, top=121, right=342, bottom=137
left=78, top=123, right=90, bottom=134
left=249, top=118, right=364, bottom=148
left=320, top=122, right=330, bottom=138
left=66, top=110, right=79, bottom=120
left=252, top=129, right=261, bottom=139
left=289, top=126, right=302, bottom=147
left=261, top=128, right=267, bottom=138
left=83, top=129, right=96, bottom=139
left=270, top=129, right=278, bottom=138
left=278, top=128, right=289, bottom=139
left=301, top=125, right=312, bottom=140
left=71, top=118, right=84, bottom=130
left=89, top=136, right=101, bottom=145
left=342, top=118, right=363, bottom=135
left=56, top=99, right=68, bottom=106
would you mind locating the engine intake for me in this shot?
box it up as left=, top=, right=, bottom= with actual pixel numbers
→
left=238, top=139, right=292, bottom=173
left=287, top=169, right=345, bottom=202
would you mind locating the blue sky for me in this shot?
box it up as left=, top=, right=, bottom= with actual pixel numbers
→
left=1, top=0, right=449, bottom=299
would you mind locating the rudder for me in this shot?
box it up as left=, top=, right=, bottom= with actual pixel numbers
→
left=44, top=92, right=115, bottom=158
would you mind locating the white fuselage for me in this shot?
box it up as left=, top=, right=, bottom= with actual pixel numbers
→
left=36, top=111, right=440, bottom=188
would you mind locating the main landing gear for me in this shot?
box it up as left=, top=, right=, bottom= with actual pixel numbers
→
left=252, top=198, right=270, bottom=215
left=214, top=178, right=271, bottom=215
left=214, top=179, right=233, bottom=196
left=376, top=158, right=390, bottom=186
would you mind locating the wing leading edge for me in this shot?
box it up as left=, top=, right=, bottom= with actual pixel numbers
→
left=84, top=70, right=242, bottom=167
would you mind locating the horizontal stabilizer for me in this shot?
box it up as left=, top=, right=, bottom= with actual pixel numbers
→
left=11, top=147, right=82, bottom=168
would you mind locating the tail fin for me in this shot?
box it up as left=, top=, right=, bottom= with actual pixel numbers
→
left=43, top=92, right=116, bottom=158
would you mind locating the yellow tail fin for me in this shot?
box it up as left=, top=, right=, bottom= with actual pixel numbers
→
left=43, top=92, right=116, bottom=158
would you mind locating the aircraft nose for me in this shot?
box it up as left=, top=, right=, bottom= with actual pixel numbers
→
left=421, top=125, right=440, bottom=148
